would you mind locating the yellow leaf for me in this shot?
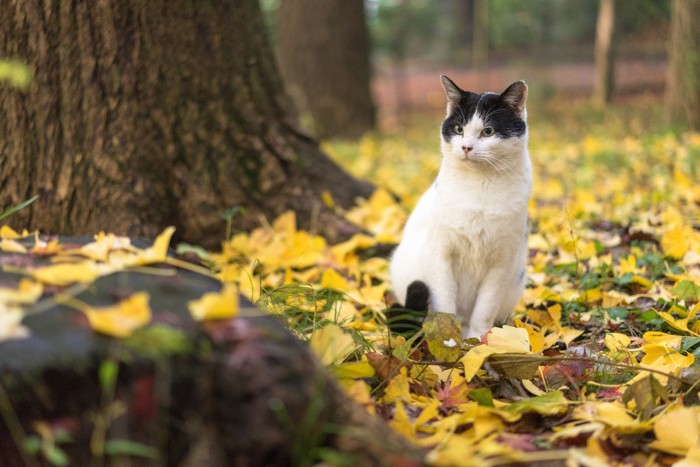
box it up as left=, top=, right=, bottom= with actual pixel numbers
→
left=320, top=269, right=350, bottom=292
left=656, top=311, right=699, bottom=337
left=138, top=226, right=175, bottom=264
left=0, top=226, right=26, bottom=239
left=1, top=239, right=27, bottom=253
left=80, top=232, right=131, bottom=261
left=82, top=292, right=152, bottom=338
left=604, top=333, right=631, bottom=353
left=309, top=323, right=356, bottom=366
left=32, top=261, right=111, bottom=286
left=573, top=402, right=650, bottom=433
left=643, top=331, right=682, bottom=350
left=415, top=399, right=440, bottom=427
left=0, top=279, right=43, bottom=304
left=333, top=360, right=375, bottom=379
left=651, top=407, right=700, bottom=456
left=390, top=400, right=415, bottom=439
left=187, top=283, right=239, bottom=321
left=514, top=319, right=545, bottom=353
left=461, top=345, right=499, bottom=382
left=630, top=344, right=695, bottom=385
left=273, top=211, right=297, bottom=236
left=661, top=226, right=688, bottom=260
left=485, top=326, right=531, bottom=353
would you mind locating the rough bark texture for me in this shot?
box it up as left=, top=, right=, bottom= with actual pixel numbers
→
left=276, top=0, right=376, bottom=140
left=594, top=0, right=616, bottom=106
left=0, top=0, right=374, bottom=248
left=666, top=0, right=700, bottom=130
left=0, top=237, right=424, bottom=466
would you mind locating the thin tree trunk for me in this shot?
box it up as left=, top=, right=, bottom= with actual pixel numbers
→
left=472, top=0, right=489, bottom=87
left=594, top=0, right=617, bottom=106
left=0, top=0, right=374, bottom=248
left=277, top=0, right=376, bottom=140
left=666, top=0, right=700, bottom=130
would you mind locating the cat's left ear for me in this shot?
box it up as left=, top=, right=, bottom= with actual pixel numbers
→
left=501, top=81, right=528, bottom=119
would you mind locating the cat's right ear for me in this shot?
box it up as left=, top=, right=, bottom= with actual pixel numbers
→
left=440, top=75, right=462, bottom=113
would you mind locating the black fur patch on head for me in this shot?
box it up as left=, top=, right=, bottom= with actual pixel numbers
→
left=440, top=80, right=527, bottom=142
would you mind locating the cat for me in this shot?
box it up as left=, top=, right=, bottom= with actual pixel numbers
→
left=389, top=75, right=532, bottom=339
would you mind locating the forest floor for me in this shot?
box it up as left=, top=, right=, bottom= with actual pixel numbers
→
left=2, top=77, right=699, bottom=465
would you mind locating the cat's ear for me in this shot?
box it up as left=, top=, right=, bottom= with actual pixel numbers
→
left=440, top=75, right=463, bottom=113
left=501, top=81, right=528, bottom=118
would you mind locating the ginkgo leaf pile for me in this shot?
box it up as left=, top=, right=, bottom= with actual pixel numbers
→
left=1, top=97, right=699, bottom=465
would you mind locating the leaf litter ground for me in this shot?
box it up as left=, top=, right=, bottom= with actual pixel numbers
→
left=1, top=96, right=700, bottom=465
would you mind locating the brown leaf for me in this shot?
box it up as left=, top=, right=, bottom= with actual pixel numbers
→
left=622, top=375, right=670, bottom=420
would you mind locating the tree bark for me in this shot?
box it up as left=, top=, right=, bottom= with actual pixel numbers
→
left=472, top=0, right=489, bottom=87
left=666, top=0, right=700, bottom=130
left=594, top=0, right=617, bottom=106
left=276, top=0, right=376, bottom=140
left=0, top=0, right=374, bottom=249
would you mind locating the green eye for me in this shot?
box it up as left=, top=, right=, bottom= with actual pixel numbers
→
left=453, top=124, right=464, bottom=135
left=481, top=127, right=495, bottom=137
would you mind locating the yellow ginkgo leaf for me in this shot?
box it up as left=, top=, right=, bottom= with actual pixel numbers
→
left=1, top=238, right=27, bottom=253
left=643, top=331, right=682, bottom=350
left=82, top=292, right=152, bottom=338
left=0, top=225, right=27, bottom=239
left=137, top=226, right=175, bottom=264
left=0, top=279, right=43, bottom=304
left=79, top=232, right=131, bottom=261
left=661, top=226, right=688, bottom=260
left=485, top=325, right=531, bottom=353
left=461, top=345, right=499, bottom=382
left=187, top=283, right=239, bottom=321
left=604, top=332, right=631, bottom=353
left=650, top=407, right=700, bottom=456
left=32, top=261, right=112, bottom=286
left=309, top=323, right=357, bottom=366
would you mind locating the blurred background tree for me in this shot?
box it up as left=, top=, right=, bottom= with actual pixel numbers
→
left=666, top=0, right=700, bottom=130
left=276, top=0, right=376, bottom=139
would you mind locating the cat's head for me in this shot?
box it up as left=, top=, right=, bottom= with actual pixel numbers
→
left=439, top=75, right=528, bottom=172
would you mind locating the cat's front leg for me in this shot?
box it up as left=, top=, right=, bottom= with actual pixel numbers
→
left=465, top=268, right=523, bottom=338
left=426, top=262, right=458, bottom=317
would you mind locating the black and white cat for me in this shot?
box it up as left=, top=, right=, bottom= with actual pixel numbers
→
left=390, top=75, right=532, bottom=338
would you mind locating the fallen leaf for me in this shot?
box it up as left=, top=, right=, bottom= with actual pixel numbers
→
left=187, top=283, right=239, bottom=321
left=82, top=292, right=152, bottom=338
left=309, top=323, right=357, bottom=366
left=650, top=407, right=700, bottom=456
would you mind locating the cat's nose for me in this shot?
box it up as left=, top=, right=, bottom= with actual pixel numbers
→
left=462, top=145, right=473, bottom=153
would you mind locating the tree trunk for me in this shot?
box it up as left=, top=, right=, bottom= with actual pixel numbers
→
left=276, top=0, right=376, bottom=140
left=666, top=0, right=700, bottom=130
left=472, top=0, right=489, bottom=87
left=0, top=0, right=374, bottom=249
left=594, top=0, right=617, bottom=106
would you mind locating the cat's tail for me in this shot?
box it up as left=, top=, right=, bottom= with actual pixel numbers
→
left=386, top=280, right=430, bottom=338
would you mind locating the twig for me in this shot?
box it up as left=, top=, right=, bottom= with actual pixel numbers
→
left=410, top=354, right=687, bottom=384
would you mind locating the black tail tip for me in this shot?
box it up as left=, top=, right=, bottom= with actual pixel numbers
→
left=405, top=280, right=430, bottom=312
left=386, top=280, right=430, bottom=338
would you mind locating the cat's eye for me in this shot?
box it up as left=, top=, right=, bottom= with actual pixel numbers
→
left=481, top=127, right=495, bottom=137
left=453, top=124, right=464, bottom=135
